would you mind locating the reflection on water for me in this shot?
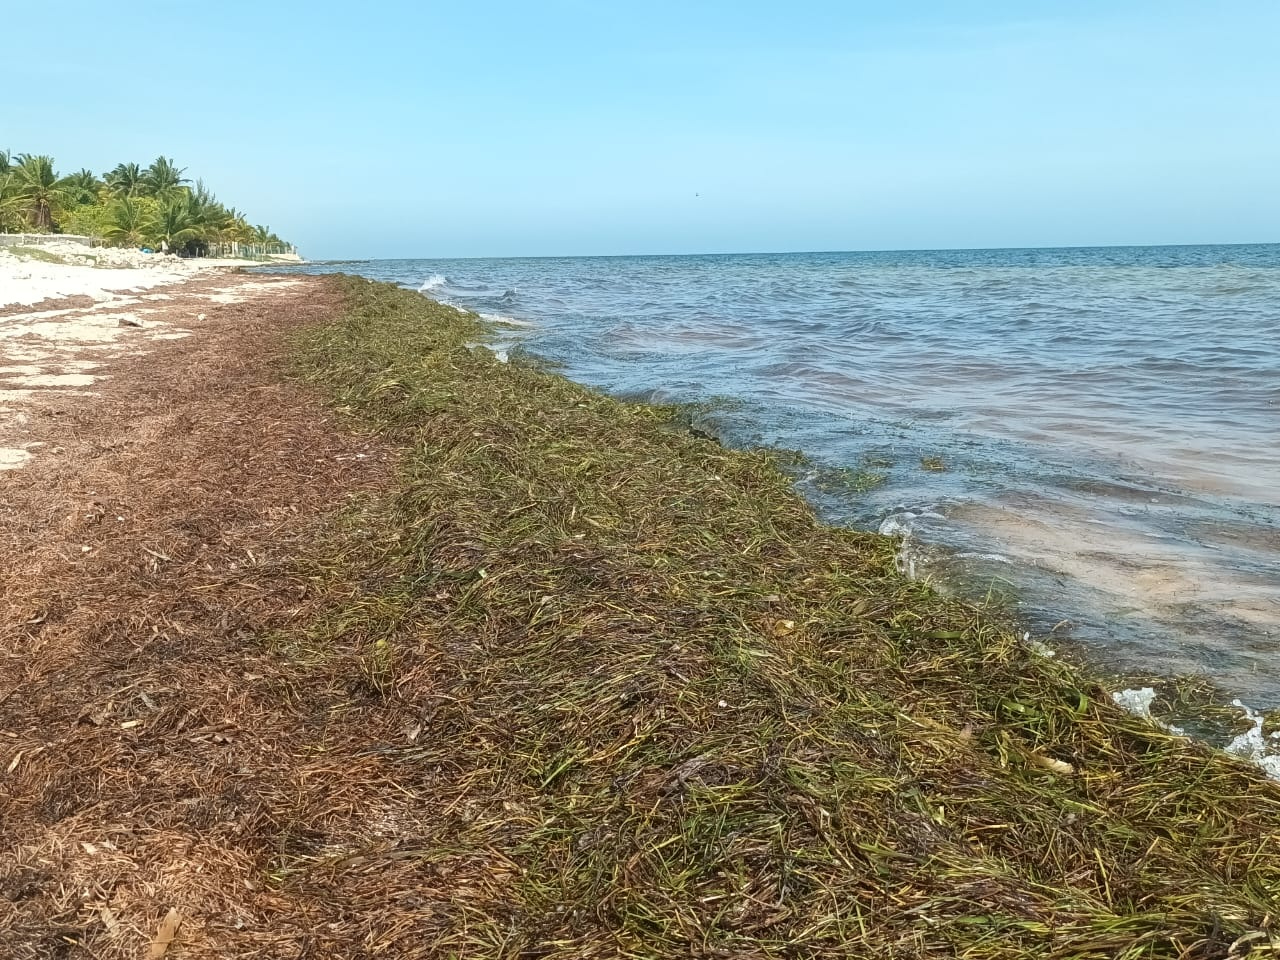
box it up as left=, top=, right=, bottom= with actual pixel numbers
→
left=276, top=245, right=1280, bottom=708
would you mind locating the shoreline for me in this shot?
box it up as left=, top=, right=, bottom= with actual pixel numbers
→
left=1, top=274, right=1279, bottom=956
left=350, top=250, right=1280, bottom=719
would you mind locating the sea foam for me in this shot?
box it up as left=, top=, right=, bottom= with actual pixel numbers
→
left=1225, top=699, right=1280, bottom=780
left=480, top=312, right=535, bottom=328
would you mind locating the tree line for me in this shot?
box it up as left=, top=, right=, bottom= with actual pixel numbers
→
left=0, top=152, right=288, bottom=256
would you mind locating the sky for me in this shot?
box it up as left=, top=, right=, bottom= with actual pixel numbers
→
left=3, top=1, right=1278, bottom=259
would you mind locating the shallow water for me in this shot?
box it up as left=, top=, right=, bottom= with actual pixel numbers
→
left=278, top=245, right=1280, bottom=707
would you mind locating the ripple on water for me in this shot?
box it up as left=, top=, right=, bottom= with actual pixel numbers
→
left=275, top=244, right=1280, bottom=709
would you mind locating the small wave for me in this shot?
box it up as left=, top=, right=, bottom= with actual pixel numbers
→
left=878, top=509, right=946, bottom=538
left=955, top=551, right=1012, bottom=563
left=463, top=340, right=512, bottom=364
left=419, top=274, right=448, bottom=293
left=480, top=312, right=536, bottom=328
left=878, top=512, right=922, bottom=579
left=1025, top=634, right=1056, bottom=658
left=878, top=514, right=915, bottom=538
left=1110, top=687, right=1187, bottom=736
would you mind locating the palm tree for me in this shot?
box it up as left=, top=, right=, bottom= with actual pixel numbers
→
left=0, top=181, right=24, bottom=233
left=170, top=187, right=233, bottom=253
left=1, top=148, right=288, bottom=251
left=251, top=224, right=281, bottom=245
left=222, top=207, right=254, bottom=243
left=147, top=194, right=200, bottom=252
left=0, top=151, right=21, bottom=232
left=66, top=168, right=102, bottom=206
left=205, top=207, right=242, bottom=246
left=141, top=156, right=188, bottom=198
left=187, top=180, right=223, bottom=223
left=10, top=154, right=75, bottom=230
left=105, top=162, right=144, bottom=198
left=103, top=197, right=149, bottom=247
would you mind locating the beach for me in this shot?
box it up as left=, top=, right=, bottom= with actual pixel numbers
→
left=0, top=240, right=301, bottom=308
left=1, top=264, right=1278, bottom=958
left=0, top=247, right=307, bottom=473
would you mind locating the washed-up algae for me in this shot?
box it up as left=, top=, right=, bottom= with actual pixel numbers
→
left=5, top=274, right=1274, bottom=958
left=279, top=278, right=1279, bottom=957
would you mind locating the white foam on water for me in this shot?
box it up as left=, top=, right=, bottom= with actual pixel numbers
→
left=1112, top=687, right=1158, bottom=719
left=463, top=341, right=512, bottom=364
left=1225, top=699, right=1280, bottom=781
left=1110, top=688, right=1280, bottom=778
left=419, top=274, right=448, bottom=293
left=878, top=512, right=915, bottom=538
left=480, top=312, right=535, bottom=328
left=878, top=511, right=922, bottom=579
left=1110, top=687, right=1185, bottom=735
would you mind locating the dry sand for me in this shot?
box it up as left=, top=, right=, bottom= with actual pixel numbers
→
left=0, top=252, right=307, bottom=473
left=0, top=245, right=233, bottom=307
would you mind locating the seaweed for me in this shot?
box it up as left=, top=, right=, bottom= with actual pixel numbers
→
left=281, top=277, right=1280, bottom=957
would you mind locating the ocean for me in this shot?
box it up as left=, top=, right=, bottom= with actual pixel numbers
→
left=275, top=245, right=1280, bottom=717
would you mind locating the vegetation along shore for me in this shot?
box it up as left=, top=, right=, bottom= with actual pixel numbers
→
left=0, top=150, right=291, bottom=256
left=1, top=275, right=1278, bottom=958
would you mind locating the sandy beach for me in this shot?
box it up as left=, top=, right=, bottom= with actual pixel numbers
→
left=0, top=241, right=298, bottom=307
left=0, top=248, right=306, bottom=472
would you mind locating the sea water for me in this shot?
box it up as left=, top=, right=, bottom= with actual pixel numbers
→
left=278, top=246, right=1280, bottom=716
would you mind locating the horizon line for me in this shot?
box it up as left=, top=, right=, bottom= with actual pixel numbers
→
left=309, top=239, right=1280, bottom=263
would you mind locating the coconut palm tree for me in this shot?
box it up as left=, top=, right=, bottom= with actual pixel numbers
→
left=0, top=182, right=24, bottom=233
left=2, top=147, right=290, bottom=250
left=141, top=156, right=188, bottom=198
left=102, top=197, right=150, bottom=247
left=66, top=168, right=102, bottom=206
left=222, top=207, right=254, bottom=243
left=105, top=162, right=144, bottom=198
left=206, top=207, right=243, bottom=246
left=187, top=180, right=223, bottom=222
left=0, top=151, right=20, bottom=231
left=147, top=194, right=200, bottom=252
left=10, top=154, right=75, bottom=230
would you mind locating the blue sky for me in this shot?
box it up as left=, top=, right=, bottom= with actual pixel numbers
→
left=4, top=1, right=1278, bottom=259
